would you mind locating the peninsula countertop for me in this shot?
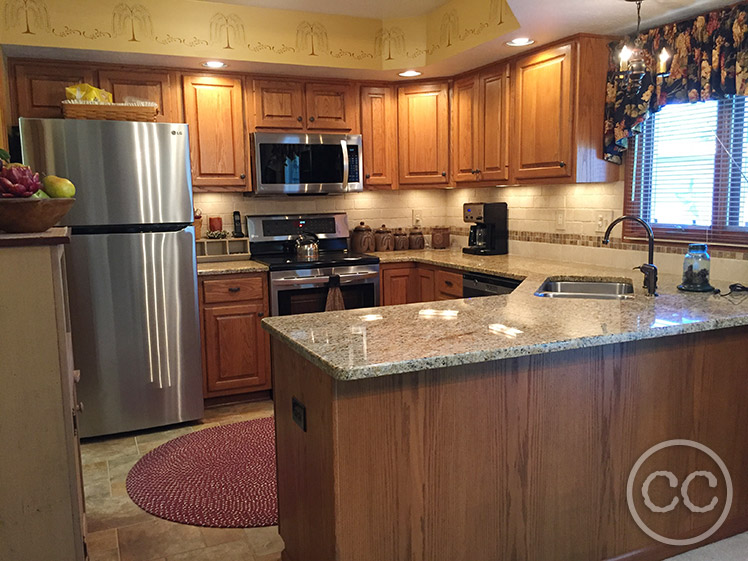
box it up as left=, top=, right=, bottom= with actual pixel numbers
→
left=262, top=250, right=748, bottom=381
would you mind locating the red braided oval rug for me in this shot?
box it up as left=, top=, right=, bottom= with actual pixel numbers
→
left=126, top=417, right=277, bottom=528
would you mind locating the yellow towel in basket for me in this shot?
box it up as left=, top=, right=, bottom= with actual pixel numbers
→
left=65, top=83, right=113, bottom=103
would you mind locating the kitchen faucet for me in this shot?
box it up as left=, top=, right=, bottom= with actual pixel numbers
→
left=602, top=215, right=657, bottom=296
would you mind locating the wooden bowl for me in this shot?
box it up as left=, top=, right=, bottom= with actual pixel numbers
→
left=0, top=198, right=75, bottom=233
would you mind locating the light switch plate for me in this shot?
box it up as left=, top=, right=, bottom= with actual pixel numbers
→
left=555, top=210, right=566, bottom=231
left=412, top=209, right=423, bottom=226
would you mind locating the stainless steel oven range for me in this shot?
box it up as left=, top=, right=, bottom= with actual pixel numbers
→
left=247, top=213, right=379, bottom=316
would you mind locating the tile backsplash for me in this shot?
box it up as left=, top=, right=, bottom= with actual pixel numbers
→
left=193, top=180, right=625, bottom=238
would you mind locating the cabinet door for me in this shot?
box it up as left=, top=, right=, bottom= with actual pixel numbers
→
left=98, top=69, right=181, bottom=122
left=398, top=83, right=450, bottom=186
left=305, top=82, right=356, bottom=131
left=13, top=63, right=96, bottom=120
left=478, top=65, right=511, bottom=182
left=451, top=76, right=480, bottom=183
left=253, top=79, right=304, bottom=129
left=360, top=86, right=397, bottom=189
left=183, top=75, right=247, bottom=189
left=416, top=266, right=435, bottom=302
left=204, top=302, right=269, bottom=394
left=381, top=264, right=415, bottom=306
left=514, top=44, right=573, bottom=180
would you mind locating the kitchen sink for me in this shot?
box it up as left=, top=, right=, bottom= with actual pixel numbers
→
left=534, top=277, right=635, bottom=300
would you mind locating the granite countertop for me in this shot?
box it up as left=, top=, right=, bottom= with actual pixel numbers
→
left=262, top=250, right=748, bottom=381
left=197, top=260, right=268, bottom=276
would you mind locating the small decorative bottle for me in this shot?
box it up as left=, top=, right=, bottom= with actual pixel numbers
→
left=678, top=244, right=713, bottom=292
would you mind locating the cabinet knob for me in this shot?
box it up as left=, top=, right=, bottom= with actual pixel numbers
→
left=258, top=312, right=264, bottom=318
left=297, top=116, right=303, bottom=122
left=240, top=173, right=246, bottom=180
left=559, top=161, right=566, bottom=168
left=228, top=287, right=241, bottom=293
left=73, top=369, right=81, bottom=383
left=475, top=169, right=481, bottom=174
left=309, top=116, right=316, bottom=122
left=365, top=173, right=371, bottom=179
left=441, top=171, right=447, bottom=177
left=74, top=402, right=84, bottom=413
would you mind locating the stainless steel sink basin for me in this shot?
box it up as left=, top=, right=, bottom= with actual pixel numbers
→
left=534, top=278, right=635, bottom=300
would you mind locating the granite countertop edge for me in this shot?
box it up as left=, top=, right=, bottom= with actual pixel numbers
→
left=263, top=315, right=748, bottom=381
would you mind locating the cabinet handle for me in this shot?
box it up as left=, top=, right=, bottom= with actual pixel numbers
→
left=74, top=402, right=84, bottom=413
left=228, top=287, right=241, bottom=293
left=240, top=173, right=246, bottom=180
left=445, top=280, right=453, bottom=287
left=258, top=312, right=264, bottom=318
left=309, top=116, right=316, bottom=122
left=559, top=161, right=566, bottom=168
left=365, top=173, right=371, bottom=179
left=73, top=369, right=81, bottom=383
left=297, top=116, right=303, bottom=122
left=441, top=171, right=447, bottom=177
left=475, top=169, right=481, bottom=174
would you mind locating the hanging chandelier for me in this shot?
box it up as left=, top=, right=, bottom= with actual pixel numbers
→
left=618, top=0, right=671, bottom=94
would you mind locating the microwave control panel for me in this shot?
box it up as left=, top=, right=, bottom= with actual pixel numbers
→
left=347, top=145, right=360, bottom=183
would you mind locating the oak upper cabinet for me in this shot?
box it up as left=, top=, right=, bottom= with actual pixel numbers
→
left=398, top=82, right=450, bottom=186
left=183, top=74, right=248, bottom=190
left=478, top=64, right=511, bottom=182
left=200, top=273, right=271, bottom=397
left=305, top=82, right=357, bottom=131
left=11, top=62, right=95, bottom=121
left=451, top=76, right=480, bottom=183
left=252, top=79, right=357, bottom=132
left=360, top=86, right=397, bottom=189
left=98, top=69, right=181, bottom=122
left=513, top=37, right=617, bottom=184
left=253, top=79, right=305, bottom=129
left=514, top=44, right=573, bottom=181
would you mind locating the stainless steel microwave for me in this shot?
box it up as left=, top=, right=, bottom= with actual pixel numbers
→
left=251, top=132, right=363, bottom=195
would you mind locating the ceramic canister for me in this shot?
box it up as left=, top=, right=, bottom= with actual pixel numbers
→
left=351, top=222, right=375, bottom=253
left=374, top=224, right=394, bottom=252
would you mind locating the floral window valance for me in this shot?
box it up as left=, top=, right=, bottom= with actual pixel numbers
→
left=603, top=1, right=748, bottom=164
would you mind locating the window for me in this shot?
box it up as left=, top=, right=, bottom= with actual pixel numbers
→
left=626, top=98, right=748, bottom=245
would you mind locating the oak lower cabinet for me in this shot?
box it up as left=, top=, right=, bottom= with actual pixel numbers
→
left=0, top=232, right=86, bottom=561
left=360, top=85, right=398, bottom=189
left=513, top=36, right=617, bottom=184
left=252, top=79, right=357, bottom=132
left=200, top=273, right=271, bottom=398
left=380, top=263, right=463, bottom=305
left=98, top=69, right=181, bottom=122
left=183, top=74, right=248, bottom=191
left=11, top=61, right=95, bottom=121
left=397, top=82, right=450, bottom=186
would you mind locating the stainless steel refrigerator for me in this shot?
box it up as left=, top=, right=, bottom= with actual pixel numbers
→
left=20, top=118, right=203, bottom=438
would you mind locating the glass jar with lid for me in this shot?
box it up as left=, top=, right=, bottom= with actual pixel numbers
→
left=678, top=244, right=713, bottom=292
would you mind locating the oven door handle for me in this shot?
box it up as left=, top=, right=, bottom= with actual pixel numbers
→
left=341, top=139, right=349, bottom=190
left=273, top=271, right=378, bottom=287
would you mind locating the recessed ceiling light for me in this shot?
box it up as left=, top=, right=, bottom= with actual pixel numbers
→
left=202, top=60, right=227, bottom=69
left=398, top=70, right=422, bottom=77
left=506, top=38, right=535, bottom=47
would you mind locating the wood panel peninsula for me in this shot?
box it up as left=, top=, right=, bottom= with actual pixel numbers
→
left=263, top=253, right=748, bottom=561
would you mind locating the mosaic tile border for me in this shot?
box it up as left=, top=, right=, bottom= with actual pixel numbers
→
left=445, top=227, right=748, bottom=260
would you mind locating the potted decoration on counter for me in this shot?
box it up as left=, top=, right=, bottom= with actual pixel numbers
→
left=0, top=148, right=76, bottom=233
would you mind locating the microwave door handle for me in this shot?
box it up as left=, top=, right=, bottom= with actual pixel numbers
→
left=341, top=139, right=349, bottom=190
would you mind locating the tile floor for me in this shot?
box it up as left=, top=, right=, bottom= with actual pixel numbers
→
left=81, top=398, right=746, bottom=561
left=81, top=400, right=282, bottom=561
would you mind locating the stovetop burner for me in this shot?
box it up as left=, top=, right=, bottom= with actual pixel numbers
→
left=251, top=250, right=379, bottom=271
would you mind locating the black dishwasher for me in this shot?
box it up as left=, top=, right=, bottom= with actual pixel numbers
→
left=462, top=272, right=522, bottom=297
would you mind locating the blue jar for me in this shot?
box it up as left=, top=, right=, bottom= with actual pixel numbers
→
left=678, top=244, right=713, bottom=292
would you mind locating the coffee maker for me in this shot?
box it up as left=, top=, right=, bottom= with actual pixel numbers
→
left=462, top=202, right=508, bottom=255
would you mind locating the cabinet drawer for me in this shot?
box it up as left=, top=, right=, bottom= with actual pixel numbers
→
left=435, top=269, right=463, bottom=298
left=203, top=276, right=264, bottom=304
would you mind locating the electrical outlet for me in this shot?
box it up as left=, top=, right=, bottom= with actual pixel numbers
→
left=596, top=211, right=614, bottom=233
left=412, top=209, right=423, bottom=226
left=555, top=210, right=566, bottom=231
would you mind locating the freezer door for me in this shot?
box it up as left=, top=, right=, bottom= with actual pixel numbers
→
left=67, top=229, right=203, bottom=437
left=19, top=118, right=193, bottom=226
